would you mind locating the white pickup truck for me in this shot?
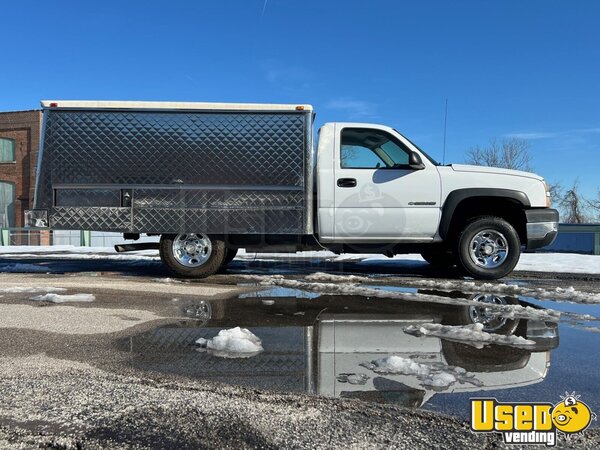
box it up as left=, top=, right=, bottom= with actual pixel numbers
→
left=27, top=101, right=558, bottom=279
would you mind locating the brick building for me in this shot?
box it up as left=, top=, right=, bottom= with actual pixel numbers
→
left=0, top=110, right=43, bottom=229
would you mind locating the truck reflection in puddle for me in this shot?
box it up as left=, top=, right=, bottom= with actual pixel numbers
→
left=117, top=289, right=559, bottom=408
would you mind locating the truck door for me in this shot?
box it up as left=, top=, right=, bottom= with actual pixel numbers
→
left=332, top=124, right=441, bottom=242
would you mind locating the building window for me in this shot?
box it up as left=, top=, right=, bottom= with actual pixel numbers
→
left=0, top=181, right=15, bottom=228
left=0, top=138, right=16, bottom=162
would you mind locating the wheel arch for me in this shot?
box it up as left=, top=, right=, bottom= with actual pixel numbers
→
left=439, top=188, right=530, bottom=243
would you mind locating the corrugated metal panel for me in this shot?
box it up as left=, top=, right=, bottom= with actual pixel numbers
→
left=36, top=109, right=312, bottom=234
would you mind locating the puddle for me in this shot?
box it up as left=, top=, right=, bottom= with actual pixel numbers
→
left=239, top=286, right=320, bottom=299
left=114, top=284, right=600, bottom=424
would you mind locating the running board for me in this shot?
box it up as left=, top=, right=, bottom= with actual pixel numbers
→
left=114, top=243, right=160, bottom=253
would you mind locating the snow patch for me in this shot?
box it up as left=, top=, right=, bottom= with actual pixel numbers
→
left=196, top=327, right=263, bottom=358
left=361, top=355, right=482, bottom=390
left=516, top=253, right=600, bottom=275
left=561, top=311, right=600, bottom=321
left=404, top=323, right=536, bottom=349
left=0, top=245, right=159, bottom=262
left=305, top=272, right=370, bottom=283
left=152, top=278, right=182, bottom=284
left=0, top=245, right=157, bottom=256
left=30, top=293, right=96, bottom=303
left=337, top=373, right=370, bottom=385
left=255, top=277, right=561, bottom=322
left=0, top=286, right=66, bottom=294
left=574, top=326, right=600, bottom=334
left=404, top=279, right=600, bottom=304
left=349, top=252, right=600, bottom=275
left=3, top=246, right=599, bottom=275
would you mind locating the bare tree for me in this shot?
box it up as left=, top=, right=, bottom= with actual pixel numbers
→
left=556, top=180, right=589, bottom=224
left=466, top=137, right=533, bottom=172
left=548, top=181, right=564, bottom=208
left=588, top=190, right=600, bottom=223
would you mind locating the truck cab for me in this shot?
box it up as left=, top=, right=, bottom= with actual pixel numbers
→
left=317, top=123, right=442, bottom=242
left=315, top=122, right=558, bottom=278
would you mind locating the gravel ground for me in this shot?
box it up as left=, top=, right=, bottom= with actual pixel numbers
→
left=0, top=354, right=496, bottom=449
left=1, top=268, right=600, bottom=448
left=1, top=354, right=598, bottom=449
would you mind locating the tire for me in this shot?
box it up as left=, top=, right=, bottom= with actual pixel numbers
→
left=159, top=233, right=226, bottom=278
left=222, top=248, right=238, bottom=266
left=459, top=293, right=520, bottom=335
left=441, top=340, right=530, bottom=372
left=421, top=247, right=456, bottom=268
left=455, top=216, right=521, bottom=280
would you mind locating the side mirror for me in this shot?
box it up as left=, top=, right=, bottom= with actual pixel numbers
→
left=409, top=151, right=425, bottom=170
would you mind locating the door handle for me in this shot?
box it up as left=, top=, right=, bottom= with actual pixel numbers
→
left=337, top=178, right=357, bottom=188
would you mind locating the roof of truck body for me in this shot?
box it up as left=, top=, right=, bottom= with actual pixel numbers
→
left=41, top=100, right=313, bottom=112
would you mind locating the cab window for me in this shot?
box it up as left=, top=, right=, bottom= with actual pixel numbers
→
left=340, top=128, right=410, bottom=169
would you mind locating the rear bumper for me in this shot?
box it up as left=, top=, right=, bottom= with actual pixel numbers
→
left=525, top=209, right=559, bottom=249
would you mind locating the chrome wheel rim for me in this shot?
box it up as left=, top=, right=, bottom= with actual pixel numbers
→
left=172, top=233, right=212, bottom=267
left=468, top=293, right=509, bottom=332
left=468, top=229, right=509, bottom=269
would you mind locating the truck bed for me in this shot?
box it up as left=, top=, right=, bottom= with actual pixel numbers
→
left=34, top=101, right=314, bottom=235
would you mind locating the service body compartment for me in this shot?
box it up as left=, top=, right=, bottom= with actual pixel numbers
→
left=34, top=102, right=314, bottom=235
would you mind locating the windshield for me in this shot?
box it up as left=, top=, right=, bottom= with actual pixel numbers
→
left=394, top=129, right=440, bottom=166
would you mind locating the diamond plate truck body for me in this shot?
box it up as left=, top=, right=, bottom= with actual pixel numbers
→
left=33, top=101, right=314, bottom=236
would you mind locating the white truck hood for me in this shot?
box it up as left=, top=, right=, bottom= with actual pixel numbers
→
left=450, top=164, right=544, bottom=181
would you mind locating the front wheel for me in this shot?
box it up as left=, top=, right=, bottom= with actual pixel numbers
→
left=159, top=233, right=226, bottom=278
left=460, top=293, right=520, bottom=335
left=456, top=216, right=521, bottom=280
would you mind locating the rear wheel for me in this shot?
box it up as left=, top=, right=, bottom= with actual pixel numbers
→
left=456, top=216, right=521, bottom=280
left=159, top=233, right=226, bottom=278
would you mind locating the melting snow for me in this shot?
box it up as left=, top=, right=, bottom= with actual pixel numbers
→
left=0, top=245, right=159, bottom=261
left=0, top=286, right=66, bottom=294
left=152, top=278, right=182, bottom=284
left=361, top=355, right=482, bottom=390
left=337, top=373, right=370, bottom=385
left=351, top=252, right=600, bottom=275
left=2, top=246, right=599, bottom=275
left=515, top=253, right=600, bottom=275
left=196, top=327, right=263, bottom=358
left=404, top=323, right=536, bottom=349
left=403, top=279, right=600, bottom=304
left=305, top=272, right=370, bottom=283
left=30, top=293, right=96, bottom=303
left=302, top=272, right=600, bottom=305
left=254, top=276, right=561, bottom=322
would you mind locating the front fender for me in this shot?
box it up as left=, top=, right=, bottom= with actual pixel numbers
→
left=439, top=188, right=530, bottom=239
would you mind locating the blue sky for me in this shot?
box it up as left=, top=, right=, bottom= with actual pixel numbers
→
left=1, top=1, right=599, bottom=197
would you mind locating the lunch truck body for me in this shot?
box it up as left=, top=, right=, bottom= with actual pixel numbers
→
left=26, top=100, right=559, bottom=279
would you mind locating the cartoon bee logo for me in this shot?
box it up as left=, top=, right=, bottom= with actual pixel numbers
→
left=551, top=392, right=596, bottom=434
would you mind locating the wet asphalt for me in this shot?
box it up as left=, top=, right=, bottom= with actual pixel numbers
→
left=0, top=254, right=600, bottom=449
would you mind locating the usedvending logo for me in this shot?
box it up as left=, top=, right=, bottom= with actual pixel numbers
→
left=470, top=392, right=596, bottom=446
